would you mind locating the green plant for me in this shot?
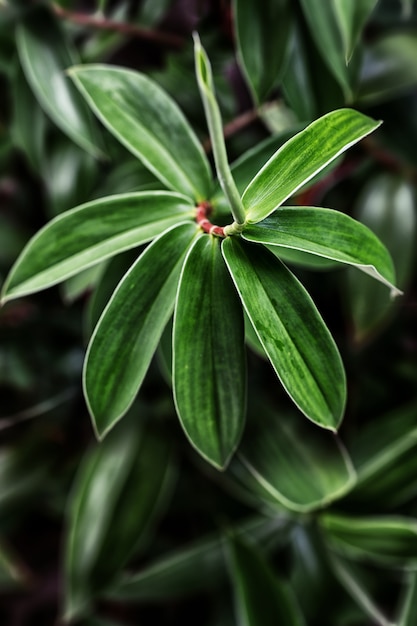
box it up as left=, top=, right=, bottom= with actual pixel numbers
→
left=1, top=2, right=417, bottom=625
left=1, top=36, right=399, bottom=470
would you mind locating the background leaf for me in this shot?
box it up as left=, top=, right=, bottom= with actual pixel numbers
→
left=106, top=516, right=291, bottom=601
left=346, top=403, right=417, bottom=509
left=230, top=409, right=356, bottom=512
left=222, top=238, right=346, bottom=430
left=69, top=64, right=212, bottom=200
left=321, top=514, right=417, bottom=567
left=233, top=0, right=292, bottom=104
left=398, top=573, right=417, bottom=626
left=358, top=33, right=417, bottom=104
left=298, top=0, right=351, bottom=97
left=332, top=0, right=379, bottom=63
left=173, top=235, right=246, bottom=469
left=226, top=534, right=305, bottom=626
left=64, top=415, right=174, bottom=621
left=84, top=223, right=199, bottom=438
left=16, top=7, right=104, bottom=157
left=345, top=174, right=415, bottom=341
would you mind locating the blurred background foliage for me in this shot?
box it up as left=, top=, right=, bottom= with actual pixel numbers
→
left=0, top=0, right=417, bottom=624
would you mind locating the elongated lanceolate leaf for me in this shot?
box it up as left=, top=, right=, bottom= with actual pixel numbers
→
left=173, top=236, right=246, bottom=470
left=243, top=207, right=401, bottom=296
left=347, top=404, right=417, bottom=508
left=16, top=8, right=103, bottom=157
left=346, top=174, right=414, bottom=340
left=84, top=223, right=199, bottom=438
left=234, top=0, right=292, bottom=104
left=298, top=0, right=351, bottom=96
left=333, top=0, right=379, bottom=63
left=233, top=410, right=356, bottom=512
left=399, top=573, right=417, bottom=626
left=1, top=192, right=194, bottom=303
left=222, top=238, right=346, bottom=430
left=328, top=555, right=395, bottom=626
left=226, top=535, right=306, bottom=626
left=64, top=419, right=173, bottom=620
left=106, top=516, right=290, bottom=601
left=321, top=514, right=417, bottom=567
left=69, top=65, right=212, bottom=200
left=242, top=109, right=380, bottom=224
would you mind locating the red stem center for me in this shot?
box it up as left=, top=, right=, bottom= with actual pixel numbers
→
left=196, top=202, right=225, bottom=237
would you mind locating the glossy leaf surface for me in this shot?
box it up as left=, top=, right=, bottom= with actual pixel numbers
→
left=107, top=516, right=290, bottom=601
left=2, top=192, right=194, bottom=303
left=173, top=236, right=246, bottom=469
left=242, top=109, right=380, bottom=223
left=226, top=534, right=305, bottom=626
left=69, top=64, right=212, bottom=199
left=321, top=514, right=417, bottom=567
left=64, top=419, right=173, bottom=620
left=222, top=238, right=346, bottom=430
left=234, top=0, right=292, bottom=103
left=233, top=411, right=356, bottom=512
left=84, top=223, right=199, bottom=438
left=16, top=8, right=103, bottom=157
left=243, top=206, right=400, bottom=295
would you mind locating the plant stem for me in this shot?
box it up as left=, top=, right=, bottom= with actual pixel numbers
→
left=194, top=34, right=246, bottom=226
left=51, top=3, right=184, bottom=48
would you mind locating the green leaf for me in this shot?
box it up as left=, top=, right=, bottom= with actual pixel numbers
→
left=231, top=409, right=356, bottom=512
left=398, top=572, right=417, bottom=626
left=69, top=64, right=212, bottom=200
left=358, top=33, right=417, bottom=105
left=346, top=174, right=415, bottom=340
left=222, top=238, right=346, bottom=430
left=0, top=540, right=27, bottom=589
left=282, top=18, right=345, bottom=120
left=42, top=138, right=98, bottom=216
left=226, top=534, right=306, bottom=626
left=243, top=206, right=401, bottom=295
left=84, top=222, right=199, bottom=438
left=11, top=63, right=46, bottom=172
left=332, top=0, right=379, bottom=63
left=298, top=0, right=351, bottom=96
left=242, top=109, right=380, bottom=224
left=321, top=514, right=417, bottom=567
left=16, top=7, right=104, bottom=157
left=233, top=0, right=292, bottom=103
left=64, top=417, right=174, bottom=621
left=1, top=191, right=194, bottom=303
left=106, top=516, right=291, bottom=601
left=328, top=554, right=395, bottom=626
left=347, top=403, right=417, bottom=508
left=173, top=235, right=246, bottom=469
